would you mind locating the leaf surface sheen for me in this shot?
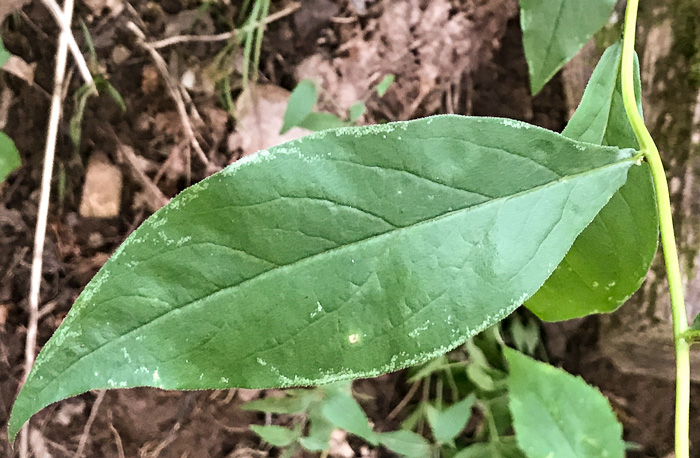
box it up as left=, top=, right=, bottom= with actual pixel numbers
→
left=526, top=43, right=658, bottom=321
left=520, top=0, right=616, bottom=94
left=9, top=115, right=637, bottom=439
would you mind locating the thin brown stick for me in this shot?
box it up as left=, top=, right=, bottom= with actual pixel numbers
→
left=115, top=140, right=170, bottom=209
left=148, top=2, right=301, bottom=49
left=107, top=412, right=126, bottom=458
left=126, top=22, right=210, bottom=167
left=20, top=0, right=74, bottom=456
left=73, top=390, right=106, bottom=458
left=387, top=381, right=421, bottom=420
left=39, top=0, right=95, bottom=87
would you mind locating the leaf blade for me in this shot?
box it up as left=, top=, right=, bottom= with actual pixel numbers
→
left=426, top=394, right=475, bottom=444
left=505, top=348, right=624, bottom=458
left=526, top=43, right=658, bottom=321
left=520, top=0, right=616, bottom=94
left=0, top=131, right=20, bottom=183
left=280, top=79, right=317, bottom=134
left=9, top=116, right=636, bottom=440
left=0, top=36, right=10, bottom=68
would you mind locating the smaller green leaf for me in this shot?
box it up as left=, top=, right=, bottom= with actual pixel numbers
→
left=349, top=101, right=366, bottom=123
left=408, top=355, right=451, bottom=383
left=298, top=112, right=348, bottom=131
left=321, top=388, right=377, bottom=445
left=482, top=395, right=513, bottom=437
left=505, top=348, right=624, bottom=458
left=526, top=42, right=657, bottom=322
left=299, top=407, right=334, bottom=451
left=520, top=0, right=616, bottom=94
left=454, top=443, right=492, bottom=458
left=79, top=21, right=98, bottom=64
left=376, top=74, right=395, bottom=96
left=100, top=79, right=127, bottom=113
left=70, top=84, right=97, bottom=147
left=454, top=439, right=526, bottom=458
left=680, top=314, right=700, bottom=344
left=242, top=390, right=317, bottom=414
left=495, top=437, right=528, bottom=458
left=466, top=364, right=497, bottom=391
left=509, top=315, right=539, bottom=355
left=561, top=42, right=621, bottom=144
left=0, top=132, right=20, bottom=183
left=378, top=430, right=432, bottom=457
left=280, top=79, right=317, bottom=134
left=250, top=424, right=300, bottom=447
left=426, top=395, right=475, bottom=444
left=466, top=339, right=490, bottom=368
left=0, top=36, right=10, bottom=68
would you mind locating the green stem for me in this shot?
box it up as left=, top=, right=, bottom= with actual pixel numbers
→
left=621, top=1, right=690, bottom=457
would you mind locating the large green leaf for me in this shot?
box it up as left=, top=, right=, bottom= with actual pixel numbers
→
left=9, top=116, right=638, bottom=440
left=0, top=131, right=20, bottom=183
left=526, top=43, right=658, bottom=321
left=519, top=0, right=616, bottom=94
left=505, top=348, right=624, bottom=458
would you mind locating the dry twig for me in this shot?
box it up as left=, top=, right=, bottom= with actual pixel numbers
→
left=21, top=0, right=75, bottom=456
left=148, top=2, right=301, bottom=49
left=126, top=21, right=211, bottom=167
left=107, top=412, right=126, bottom=458
left=39, top=0, right=95, bottom=87
left=74, top=390, right=106, bottom=458
left=110, top=133, right=170, bottom=210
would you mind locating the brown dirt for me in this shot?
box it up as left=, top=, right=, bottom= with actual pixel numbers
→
left=0, top=1, right=693, bottom=457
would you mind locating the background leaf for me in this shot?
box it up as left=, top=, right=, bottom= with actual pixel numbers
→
left=321, top=385, right=377, bottom=444
left=375, top=74, right=394, bottom=96
left=297, top=112, right=348, bottom=131
left=526, top=42, right=658, bottom=321
left=280, top=79, right=316, bottom=134
left=0, top=36, right=10, bottom=68
left=426, top=394, right=475, bottom=444
left=0, top=131, right=20, bottom=183
left=9, top=116, right=638, bottom=440
left=377, top=430, right=432, bottom=457
left=298, top=408, right=334, bottom=451
left=250, top=425, right=300, bottom=447
left=242, top=390, right=318, bottom=414
left=561, top=43, right=622, bottom=144
left=349, top=101, right=366, bottom=123
left=505, top=348, right=625, bottom=458
left=519, top=0, right=616, bottom=94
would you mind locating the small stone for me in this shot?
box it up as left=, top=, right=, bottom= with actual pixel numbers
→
left=79, top=153, right=122, bottom=218
left=111, top=45, right=131, bottom=65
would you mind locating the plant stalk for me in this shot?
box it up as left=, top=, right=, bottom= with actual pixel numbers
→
left=621, top=1, right=690, bottom=457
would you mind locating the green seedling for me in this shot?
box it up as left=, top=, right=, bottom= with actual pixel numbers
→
left=0, top=37, right=20, bottom=184
left=69, top=22, right=125, bottom=147
left=244, top=382, right=430, bottom=457
left=280, top=75, right=395, bottom=134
